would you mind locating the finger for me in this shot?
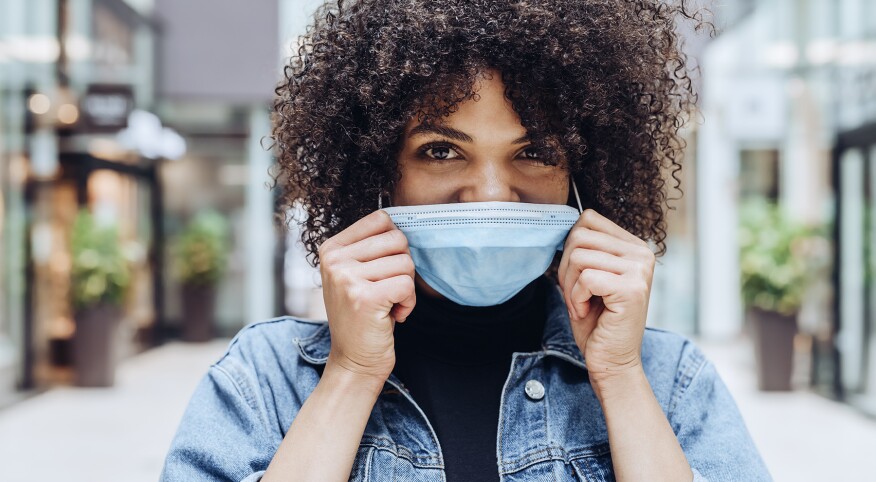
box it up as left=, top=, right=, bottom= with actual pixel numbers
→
left=561, top=227, right=636, bottom=264
left=558, top=246, right=574, bottom=314
left=343, top=229, right=410, bottom=262
left=567, top=248, right=632, bottom=280
left=558, top=227, right=635, bottom=290
left=572, top=209, right=647, bottom=247
left=358, top=254, right=415, bottom=282
left=568, top=296, right=602, bottom=350
left=373, top=274, right=416, bottom=321
left=390, top=302, right=413, bottom=323
left=570, top=269, right=621, bottom=318
left=562, top=248, right=631, bottom=309
left=326, top=210, right=397, bottom=248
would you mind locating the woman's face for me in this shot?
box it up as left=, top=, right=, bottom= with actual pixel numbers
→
left=393, top=69, right=569, bottom=207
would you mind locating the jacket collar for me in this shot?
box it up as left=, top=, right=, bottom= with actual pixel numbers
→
left=294, top=276, right=587, bottom=371
left=539, top=279, right=588, bottom=370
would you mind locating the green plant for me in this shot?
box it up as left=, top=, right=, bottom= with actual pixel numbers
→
left=70, top=210, right=130, bottom=309
left=738, top=198, right=828, bottom=315
left=174, top=211, right=229, bottom=286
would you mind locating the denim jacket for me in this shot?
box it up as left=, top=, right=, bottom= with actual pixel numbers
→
left=161, top=283, right=771, bottom=481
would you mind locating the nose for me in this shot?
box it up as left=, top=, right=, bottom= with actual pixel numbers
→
left=458, top=160, right=520, bottom=203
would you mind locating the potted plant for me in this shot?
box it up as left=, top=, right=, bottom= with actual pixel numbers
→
left=738, top=198, right=826, bottom=391
left=173, top=211, right=229, bottom=342
left=70, top=210, right=130, bottom=387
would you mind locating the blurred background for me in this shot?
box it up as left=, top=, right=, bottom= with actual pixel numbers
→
left=0, top=0, right=874, bottom=480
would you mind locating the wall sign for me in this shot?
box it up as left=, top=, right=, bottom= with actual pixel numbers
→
left=80, top=84, right=134, bottom=132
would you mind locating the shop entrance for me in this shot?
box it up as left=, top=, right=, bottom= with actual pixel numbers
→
left=22, top=153, right=165, bottom=388
left=832, top=122, right=876, bottom=415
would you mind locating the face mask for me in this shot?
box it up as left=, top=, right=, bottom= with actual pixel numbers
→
left=380, top=179, right=583, bottom=306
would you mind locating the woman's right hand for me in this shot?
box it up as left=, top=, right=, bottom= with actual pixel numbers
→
left=318, top=210, right=417, bottom=384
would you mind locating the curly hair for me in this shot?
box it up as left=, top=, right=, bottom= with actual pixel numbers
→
left=272, top=0, right=714, bottom=265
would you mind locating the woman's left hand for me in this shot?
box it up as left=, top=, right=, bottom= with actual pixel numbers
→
left=558, top=209, right=656, bottom=389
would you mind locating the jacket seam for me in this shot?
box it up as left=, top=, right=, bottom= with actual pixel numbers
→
left=357, top=440, right=444, bottom=468
left=211, top=363, right=278, bottom=461
left=214, top=316, right=324, bottom=366
left=498, top=443, right=612, bottom=475
left=374, top=379, right=446, bottom=468
left=667, top=342, right=708, bottom=420
left=363, top=445, right=373, bottom=482
left=496, top=353, right=518, bottom=478
left=294, top=323, right=331, bottom=363
left=212, top=363, right=260, bottom=415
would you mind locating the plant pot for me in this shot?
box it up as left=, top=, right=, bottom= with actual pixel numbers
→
left=748, top=306, right=798, bottom=391
left=73, top=303, right=122, bottom=387
left=181, top=282, right=217, bottom=342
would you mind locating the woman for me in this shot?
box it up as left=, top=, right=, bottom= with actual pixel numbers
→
left=162, top=0, right=771, bottom=481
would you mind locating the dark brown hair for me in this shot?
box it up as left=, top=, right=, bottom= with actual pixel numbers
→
left=272, top=0, right=714, bottom=265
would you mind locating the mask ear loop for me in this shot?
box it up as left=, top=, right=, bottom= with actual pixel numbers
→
left=571, top=177, right=583, bottom=214
left=378, top=190, right=391, bottom=210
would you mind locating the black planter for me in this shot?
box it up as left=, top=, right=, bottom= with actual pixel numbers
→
left=73, top=303, right=122, bottom=387
left=181, top=282, right=217, bottom=342
left=748, top=306, right=798, bottom=391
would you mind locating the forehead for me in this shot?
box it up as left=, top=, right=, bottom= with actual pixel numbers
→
left=402, top=70, right=528, bottom=141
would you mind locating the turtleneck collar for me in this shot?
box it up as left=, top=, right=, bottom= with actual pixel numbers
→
left=393, top=276, right=549, bottom=366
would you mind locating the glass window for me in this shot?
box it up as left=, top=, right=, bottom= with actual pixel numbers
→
left=867, top=143, right=876, bottom=401
left=739, top=148, right=780, bottom=201
left=839, top=147, right=866, bottom=392
left=0, top=80, right=28, bottom=401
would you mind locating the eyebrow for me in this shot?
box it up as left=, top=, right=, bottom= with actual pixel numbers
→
left=408, top=124, right=530, bottom=145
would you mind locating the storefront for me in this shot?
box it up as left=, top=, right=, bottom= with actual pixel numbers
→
left=24, top=150, right=163, bottom=386
left=831, top=54, right=876, bottom=412
left=0, top=0, right=57, bottom=401
left=699, top=0, right=875, bottom=405
left=0, top=0, right=166, bottom=392
left=0, top=61, right=29, bottom=404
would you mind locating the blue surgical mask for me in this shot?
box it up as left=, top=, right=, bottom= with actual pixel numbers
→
left=381, top=180, right=583, bottom=306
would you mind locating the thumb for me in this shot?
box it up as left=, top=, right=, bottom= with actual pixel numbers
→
left=569, top=297, right=602, bottom=348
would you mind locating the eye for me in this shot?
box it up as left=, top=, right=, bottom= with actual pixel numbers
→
left=518, top=146, right=557, bottom=166
left=522, top=147, right=541, bottom=159
left=417, top=142, right=462, bottom=161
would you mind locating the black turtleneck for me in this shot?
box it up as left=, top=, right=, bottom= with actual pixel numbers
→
left=392, top=276, right=548, bottom=481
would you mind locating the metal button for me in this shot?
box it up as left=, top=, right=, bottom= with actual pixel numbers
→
left=524, top=379, right=545, bottom=401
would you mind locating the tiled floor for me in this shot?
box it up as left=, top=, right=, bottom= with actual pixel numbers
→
left=0, top=334, right=874, bottom=481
